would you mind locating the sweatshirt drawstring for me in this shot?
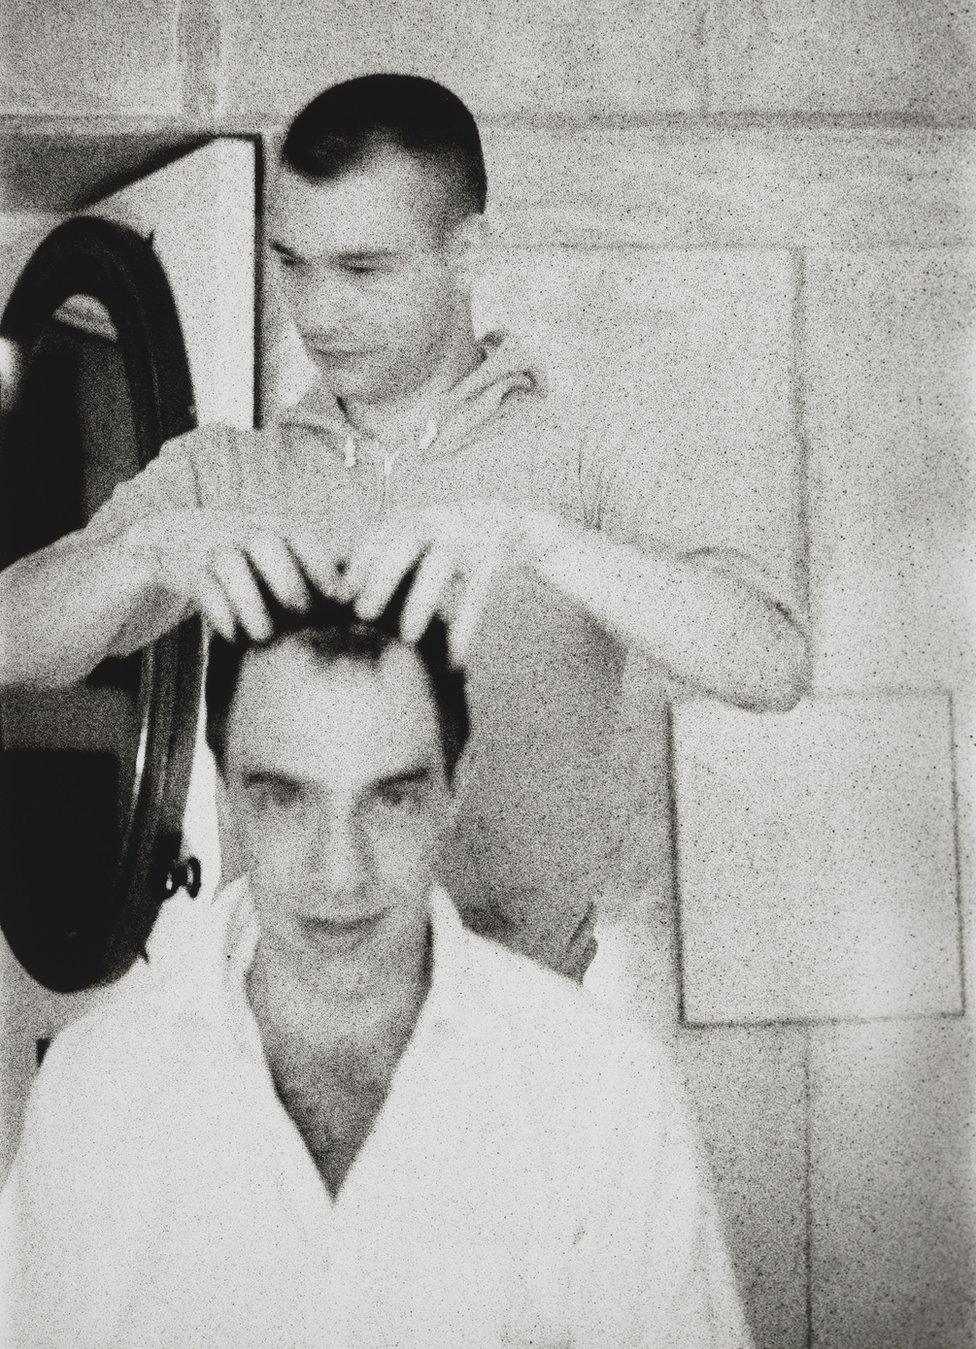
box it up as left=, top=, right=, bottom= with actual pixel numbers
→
left=343, top=418, right=441, bottom=513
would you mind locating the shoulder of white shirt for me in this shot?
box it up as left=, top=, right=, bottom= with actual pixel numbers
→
left=34, top=877, right=674, bottom=1108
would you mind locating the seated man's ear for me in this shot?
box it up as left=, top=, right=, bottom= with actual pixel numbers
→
left=215, top=771, right=246, bottom=886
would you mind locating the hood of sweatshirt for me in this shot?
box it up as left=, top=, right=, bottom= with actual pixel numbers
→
left=277, top=331, right=546, bottom=463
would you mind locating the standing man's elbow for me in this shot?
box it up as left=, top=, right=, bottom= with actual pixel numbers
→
left=751, top=610, right=811, bottom=713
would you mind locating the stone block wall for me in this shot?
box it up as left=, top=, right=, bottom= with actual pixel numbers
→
left=2, top=3, right=974, bottom=1344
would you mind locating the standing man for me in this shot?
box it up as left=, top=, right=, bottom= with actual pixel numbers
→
left=0, top=74, right=808, bottom=977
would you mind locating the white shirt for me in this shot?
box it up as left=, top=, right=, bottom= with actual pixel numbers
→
left=1, top=882, right=751, bottom=1348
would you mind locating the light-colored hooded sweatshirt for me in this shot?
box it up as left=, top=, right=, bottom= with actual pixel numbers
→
left=91, top=331, right=802, bottom=969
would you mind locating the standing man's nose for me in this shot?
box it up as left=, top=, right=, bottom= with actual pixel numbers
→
left=292, top=273, right=357, bottom=342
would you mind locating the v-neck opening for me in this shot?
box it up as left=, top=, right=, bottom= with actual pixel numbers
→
left=234, top=920, right=443, bottom=1220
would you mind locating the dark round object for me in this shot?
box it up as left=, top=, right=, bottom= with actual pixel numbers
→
left=0, top=216, right=204, bottom=992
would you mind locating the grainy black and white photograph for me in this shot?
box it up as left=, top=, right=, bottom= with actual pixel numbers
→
left=0, top=3, right=973, bottom=1345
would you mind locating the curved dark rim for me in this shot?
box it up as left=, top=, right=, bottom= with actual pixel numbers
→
left=0, top=215, right=204, bottom=988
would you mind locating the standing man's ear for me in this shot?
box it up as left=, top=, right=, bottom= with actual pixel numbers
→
left=448, top=213, right=486, bottom=294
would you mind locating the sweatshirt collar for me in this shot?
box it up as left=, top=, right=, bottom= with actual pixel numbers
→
left=277, top=330, right=544, bottom=461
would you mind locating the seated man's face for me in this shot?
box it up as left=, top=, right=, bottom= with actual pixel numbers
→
left=221, top=635, right=453, bottom=970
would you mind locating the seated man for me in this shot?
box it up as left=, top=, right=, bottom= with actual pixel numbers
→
left=1, top=584, right=751, bottom=1348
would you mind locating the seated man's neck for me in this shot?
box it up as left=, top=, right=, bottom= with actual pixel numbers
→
left=339, top=328, right=482, bottom=443
left=245, top=920, right=431, bottom=1199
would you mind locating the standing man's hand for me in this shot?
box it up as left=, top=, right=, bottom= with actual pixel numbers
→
left=124, top=509, right=345, bottom=641
left=340, top=502, right=560, bottom=663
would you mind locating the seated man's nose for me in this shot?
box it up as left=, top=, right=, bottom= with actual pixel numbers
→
left=314, top=821, right=368, bottom=886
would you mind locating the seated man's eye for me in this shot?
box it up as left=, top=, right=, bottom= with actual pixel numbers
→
left=249, top=779, right=299, bottom=811
left=376, top=783, right=410, bottom=809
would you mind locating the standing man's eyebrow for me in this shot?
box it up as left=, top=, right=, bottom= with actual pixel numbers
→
left=268, top=238, right=299, bottom=256
left=334, top=249, right=398, bottom=265
left=268, top=239, right=398, bottom=265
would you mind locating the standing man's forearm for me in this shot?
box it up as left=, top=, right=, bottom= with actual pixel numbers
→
left=340, top=501, right=811, bottom=711
left=523, top=513, right=810, bottom=712
left=0, top=529, right=164, bottom=688
left=0, top=508, right=349, bottom=690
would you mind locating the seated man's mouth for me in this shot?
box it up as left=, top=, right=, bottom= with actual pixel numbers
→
left=299, top=910, right=387, bottom=940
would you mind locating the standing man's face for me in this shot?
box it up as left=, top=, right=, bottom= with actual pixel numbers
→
left=221, top=637, right=453, bottom=975
left=270, top=144, right=472, bottom=404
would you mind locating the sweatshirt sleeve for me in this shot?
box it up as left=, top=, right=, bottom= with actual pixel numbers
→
left=85, top=428, right=208, bottom=540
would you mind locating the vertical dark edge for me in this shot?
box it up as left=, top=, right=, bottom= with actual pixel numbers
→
left=947, top=692, right=968, bottom=1015
left=695, top=0, right=713, bottom=116
left=804, top=1028, right=814, bottom=1349
left=252, top=132, right=266, bottom=430
left=178, top=0, right=225, bottom=126
left=667, top=703, right=688, bottom=1024
left=789, top=247, right=812, bottom=624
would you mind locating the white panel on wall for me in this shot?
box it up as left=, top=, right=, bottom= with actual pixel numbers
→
left=674, top=691, right=962, bottom=1024
left=86, top=139, right=256, bottom=429
left=809, top=1018, right=976, bottom=1349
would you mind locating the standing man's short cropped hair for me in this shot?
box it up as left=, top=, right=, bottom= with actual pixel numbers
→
left=282, top=73, right=488, bottom=223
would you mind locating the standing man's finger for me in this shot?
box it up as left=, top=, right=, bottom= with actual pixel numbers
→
left=287, top=528, right=345, bottom=598
left=339, top=524, right=390, bottom=602
left=209, top=547, right=273, bottom=640
left=353, top=529, right=429, bottom=621
left=193, top=573, right=238, bottom=641
left=447, top=554, right=497, bottom=665
left=340, top=510, right=429, bottom=604
left=400, top=544, right=457, bottom=643
left=246, top=534, right=312, bottom=611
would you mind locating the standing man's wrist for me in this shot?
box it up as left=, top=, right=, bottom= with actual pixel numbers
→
left=119, top=517, right=166, bottom=590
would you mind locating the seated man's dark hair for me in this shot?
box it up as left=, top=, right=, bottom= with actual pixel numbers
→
left=282, top=73, right=487, bottom=220
left=205, top=568, right=470, bottom=783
